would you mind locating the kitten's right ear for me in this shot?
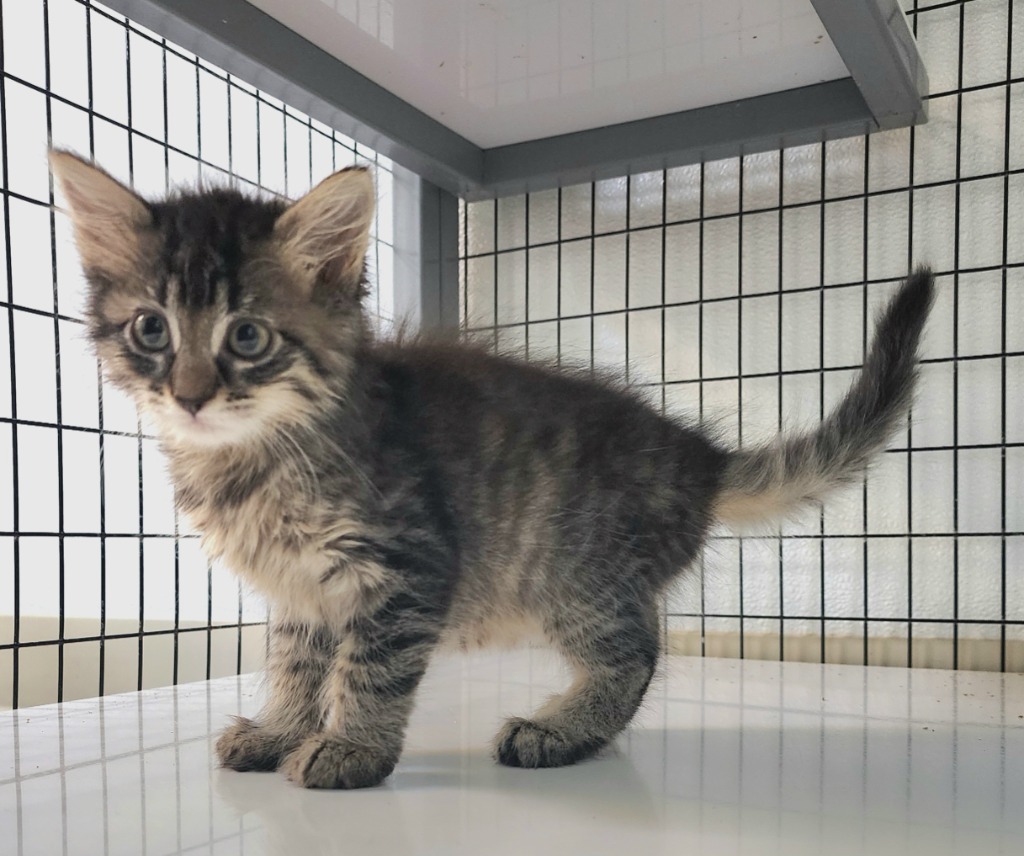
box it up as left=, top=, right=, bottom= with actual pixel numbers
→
left=273, top=166, right=375, bottom=301
left=49, top=150, right=151, bottom=278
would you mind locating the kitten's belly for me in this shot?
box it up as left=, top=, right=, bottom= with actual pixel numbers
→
left=438, top=609, right=547, bottom=652
left=438, top=539, right=555, bottom=652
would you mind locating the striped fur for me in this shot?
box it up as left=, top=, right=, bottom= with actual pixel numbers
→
left=52, top=150, right=936, bottom=789
left=713, top=269, right=935, bottom=526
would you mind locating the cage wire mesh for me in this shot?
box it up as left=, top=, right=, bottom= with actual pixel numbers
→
left=1, top=0, right=1021, bottom=712
left=0, top=0, right=395, bottom=709
left=460, top=0, right=1024, bottom=673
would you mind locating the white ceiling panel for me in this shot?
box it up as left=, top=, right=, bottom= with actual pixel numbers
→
left=248, top=0, right=850, bottom=148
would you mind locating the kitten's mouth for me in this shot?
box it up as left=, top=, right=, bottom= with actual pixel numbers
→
left=181, top=411, right=215, bottom=430
left=155, top=400, right=247, bottom=446
left=147, top=384, right=312, bottom=450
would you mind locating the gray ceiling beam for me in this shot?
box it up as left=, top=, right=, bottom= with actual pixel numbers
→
left=810, top=0, right=928, bottom=129
left=100, top=0, right=484, bottom=192
left=475, top=79, right=876, bottom=202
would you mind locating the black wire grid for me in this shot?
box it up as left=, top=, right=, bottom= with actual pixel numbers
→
left=460, top=0, right=1023, bottom=672
left=0, top=0, right=394, bottom=709
left=1, top=1, right=1019, bottom=712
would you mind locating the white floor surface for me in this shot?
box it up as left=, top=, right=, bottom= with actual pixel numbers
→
left=2, top=651, right=1023, bottom=855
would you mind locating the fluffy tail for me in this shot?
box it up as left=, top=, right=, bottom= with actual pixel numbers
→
left=713, top=268, right=936, bottom=527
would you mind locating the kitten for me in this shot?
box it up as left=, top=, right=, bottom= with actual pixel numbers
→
left=51, top=151, right=935, bottom=790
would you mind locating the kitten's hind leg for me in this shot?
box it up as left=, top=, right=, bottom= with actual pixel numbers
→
left=493, top=598, right=659, bottom=769
left=216, top=620, right=333, bottom=772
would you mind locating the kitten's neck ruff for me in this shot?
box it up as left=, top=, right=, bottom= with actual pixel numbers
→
left=164, top=416, right=325, bottom=507
left=160, top=390, right=387, bottom=624
left=162, top=374, right=374, bottom=513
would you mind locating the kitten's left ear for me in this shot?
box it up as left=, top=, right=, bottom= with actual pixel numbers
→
left=49, top=149, right=152, bottom=279
left=273, top=166, right=375, bottom=300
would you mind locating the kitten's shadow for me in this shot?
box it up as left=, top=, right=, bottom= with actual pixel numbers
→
left=396, top=741, right=658, bottom=822
left=212, top=716, right=1007, bottom=854
left=214, top=741, right=658, bottom=852
left=215, top=767, right=416, bottom=854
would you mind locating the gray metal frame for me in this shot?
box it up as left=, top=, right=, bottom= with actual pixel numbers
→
left=104, top=0, right=927, bottom=202
left=392, top=166, right=460, bottom=331
left=103, top=0, right=481, bottom=193
left=810, top=0, right=927, bottom=130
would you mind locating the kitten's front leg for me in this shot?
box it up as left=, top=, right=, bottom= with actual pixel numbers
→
left=281, top=586, right=442, bottom=790
left=216, top=620, right=334, bottom=772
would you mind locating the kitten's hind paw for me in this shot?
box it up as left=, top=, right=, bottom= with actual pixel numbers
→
left=216, top=717, right=296, bottom=772
left=494, top=717, right=607, bottom=769
left=281, top=734, right=397, bottom=789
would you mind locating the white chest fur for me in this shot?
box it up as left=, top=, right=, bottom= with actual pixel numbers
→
left=182, top=469, right=384, bottom=626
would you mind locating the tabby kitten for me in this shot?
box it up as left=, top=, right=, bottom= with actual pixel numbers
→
left=51, top=151, right=935, bottom=790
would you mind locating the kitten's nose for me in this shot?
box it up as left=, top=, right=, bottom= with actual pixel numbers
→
left=175, top=394, right=211, bottom=416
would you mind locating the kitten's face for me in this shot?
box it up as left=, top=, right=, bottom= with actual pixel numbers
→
left=50, top=152, right=375, bottom=450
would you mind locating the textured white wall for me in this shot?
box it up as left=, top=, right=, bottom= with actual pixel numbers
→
left=461, top=0, right=1023, bottom=667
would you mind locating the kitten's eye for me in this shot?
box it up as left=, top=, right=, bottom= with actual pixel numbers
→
left=131, top=312, right=170, bottom=352
left=227, top=320, right=272, bottom=359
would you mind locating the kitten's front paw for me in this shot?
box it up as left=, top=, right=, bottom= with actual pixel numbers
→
left=216, top=717, right=295, bottom=772
left=281, top=735, right=397, bottom=789
left=494, top=717, right=606, bottom=768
